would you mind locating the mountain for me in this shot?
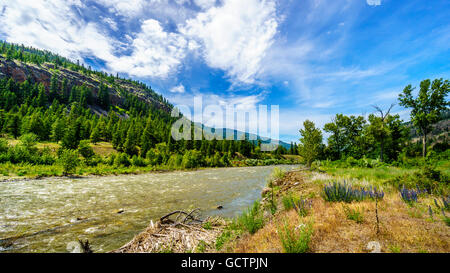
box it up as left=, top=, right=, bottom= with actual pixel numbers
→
left=0, top=43, right=173, bottom=115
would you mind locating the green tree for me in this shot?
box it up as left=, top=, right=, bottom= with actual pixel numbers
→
left=324, top=114, right=366, bottom=160
left=141, top=118, right=156, bottom=156
left=36, top=83, right=47, bottom=107
left=298, top=120, right=323, bottom=167
left=61, top=122, right=80, bottom=150
left=6, top=113, right=21, bottom=139
left=59, top=149, right=80, bottom=175
left=367, top=104, right=394, bottom=162
left=399, top=78, right=449, bottom=157
left=124, top=126, right=138, bottom=156
left=50, top=118, right=65, bottom=142
left=78, top=140, right=95, bottom=160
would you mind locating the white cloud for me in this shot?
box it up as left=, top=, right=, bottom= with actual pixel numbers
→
left=0, top=0, right=116, bottom=63
left=101, top=17, right=118, bottom=31
left=193, top=0, right=217, bottom=10
left=180, top=0, right=279, bottom=84
left=94, top=0, right=147, bottom=17
left=108, top=19, right=188, bottom=78
left=366, top=0, right=381, bottom=6
left=170, top=84, right=186, bottom=93
left=0, top=1, right=190, bottom=79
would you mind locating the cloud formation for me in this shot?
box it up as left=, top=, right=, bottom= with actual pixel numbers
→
left=0, top=0, right=279, bottom=84
left=181, top=0, right=279, bottom=84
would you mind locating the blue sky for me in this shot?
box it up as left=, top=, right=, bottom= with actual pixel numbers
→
left=1, top=0, right=449, bottom=143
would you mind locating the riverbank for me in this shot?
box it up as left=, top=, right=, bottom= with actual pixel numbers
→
left=0, top=157, right=301, bottom=183
left=216, top=167, right=449, bottom=253
left=113, top=165, right=449, bottom=253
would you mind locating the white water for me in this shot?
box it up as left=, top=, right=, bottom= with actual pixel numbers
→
left=0, top=165, right=298, bottom=253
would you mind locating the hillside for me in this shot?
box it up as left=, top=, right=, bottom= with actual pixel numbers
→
left=0, top=42, right=172, bottom=115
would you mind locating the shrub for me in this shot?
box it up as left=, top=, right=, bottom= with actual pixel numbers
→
left=58, top=149, right=80, bottom=175
left=0, top=138, right=9, bottom=154
left=131, top=155, right=147, bottom=167
left=389, top=165, right=449, bottom=195
left=323, top=180, right=384, bottom=202
left=278, top=221, right=312, bottom=253
left=78, top=140, right=95, bottom=159
left=236, top=201, right=264, bottom=234
left=114, top=153, right=131, bottom=167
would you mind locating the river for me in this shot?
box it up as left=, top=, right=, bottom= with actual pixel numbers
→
left=0, top=165, right=299, bottom=253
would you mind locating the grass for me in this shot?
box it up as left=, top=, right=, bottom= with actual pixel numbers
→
left=235, top=201, right=265, bottom=235
left=343, top=205, right=364, bottom=223
left=278, top=220, right=313, bottom=253
left=229, top=165, right=450, bottom=253
left=281, top=193, right=298, bottom=210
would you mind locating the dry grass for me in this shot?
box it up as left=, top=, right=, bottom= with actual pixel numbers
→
left=90, top=142, right=117, bottom=156
left=230, top=171, right=450, bottom=253
left=6, top=138, right=117, bottom=156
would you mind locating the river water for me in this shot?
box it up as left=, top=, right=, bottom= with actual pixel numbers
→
left=0, top=165, right=298, bottom=253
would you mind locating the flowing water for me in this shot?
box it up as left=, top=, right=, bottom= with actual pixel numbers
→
left=0, top=165, right=298, bottom=253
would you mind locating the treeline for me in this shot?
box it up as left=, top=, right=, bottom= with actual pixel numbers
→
left=298, top=78, right=449, bottom=166
left=0, top=75, right=279, bottom=171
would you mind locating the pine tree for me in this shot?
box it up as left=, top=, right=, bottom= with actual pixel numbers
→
left=124, top=126, right=138, bottom=156
left=6, top=113, right=20, bottom=139
left=37, top=83, right=47, bottom=107
left=141, top=119, right=156, bottom=156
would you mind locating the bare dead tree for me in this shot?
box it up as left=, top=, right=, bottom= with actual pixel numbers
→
left=371, top=104, right=395, bottom=162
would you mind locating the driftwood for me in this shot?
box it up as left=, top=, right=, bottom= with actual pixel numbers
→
left=78, top=239, right=93, bottom=253
left=113, top=209, right=226, bottom=253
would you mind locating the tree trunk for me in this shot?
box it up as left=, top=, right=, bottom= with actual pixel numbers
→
left=422, top=132, right=427, bottom=158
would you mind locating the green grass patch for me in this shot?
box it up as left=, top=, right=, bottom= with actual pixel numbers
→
left=278, top=220, right=313, bottom=253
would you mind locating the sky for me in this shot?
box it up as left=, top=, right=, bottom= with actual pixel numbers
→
left=0, top=0, right=449, bottom=143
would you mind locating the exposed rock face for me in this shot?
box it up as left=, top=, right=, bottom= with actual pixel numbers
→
left=0, top=56, right=172, bottom=114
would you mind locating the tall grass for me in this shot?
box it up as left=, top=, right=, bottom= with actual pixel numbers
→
left=278, top=221, right=313, bottom=253
left=235, top=200, right=265, bottom=234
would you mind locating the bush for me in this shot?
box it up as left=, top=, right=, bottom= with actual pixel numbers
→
left=0, top=138, right=9, bottom=154
left=78, top=140, right=95, bottom=159
left=389, top=165, right=449, bottom=195
left=131, top=155, right=147, bottom=167
left=114, top=153, right=131, bottom=167
left=58, top=149, right=80, bottom=175
left=323, top=181, right=384, bottom=203
left=278, top=221, right=312, bottom=253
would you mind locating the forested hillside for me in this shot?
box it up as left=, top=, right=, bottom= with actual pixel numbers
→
left=0, top=41, right=296, bottom=178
